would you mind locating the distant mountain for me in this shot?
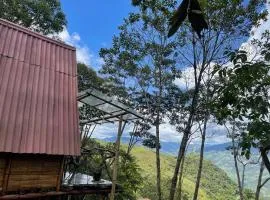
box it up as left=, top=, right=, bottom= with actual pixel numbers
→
left=130, top=145, right=247, bottom=200
left=101, top=136, right=270, bottom=199
left=204, top=151, right=270, bottom=199
left=101, top=136, right=231, bottom=154
left=203, top=142, right=231, bottom=151
left=102, top=136, right=132, bottom=144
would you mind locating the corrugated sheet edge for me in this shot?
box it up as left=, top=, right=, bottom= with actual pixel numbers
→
left=0, top=18, right=76, bottom=51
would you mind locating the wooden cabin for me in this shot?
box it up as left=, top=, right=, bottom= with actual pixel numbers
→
left=0, top=18, right=80, bottom=196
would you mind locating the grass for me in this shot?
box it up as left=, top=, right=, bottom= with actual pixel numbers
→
left=130, top=146, right=240, bottom=200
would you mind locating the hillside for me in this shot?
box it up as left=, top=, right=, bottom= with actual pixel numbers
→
left=104, top=137, right=270, bottom=199
left=204, top=151, right=270, bottom=199
left=130, top=146, right=249, bottom=200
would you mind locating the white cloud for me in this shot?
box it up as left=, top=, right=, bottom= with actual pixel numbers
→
left=57, top=28, right=92, bottom=66
left=250, top=2, right=270, bottom=40
left=89, top=117, right=229, bottom=146
left=240, top=2, right=270, bottom=59
left=150, top=120, right=181, bottom=142
left=174, top=62, right=217, bottom=90
left=76, top=46, right=92, bottom=66
left=91, top=122, right=135, bottom=139
left=91, top=123, right=118, bottom=139
left=51, top=28, right=103, bottom=69
left=174, top=67, right=195, bottom=90
left=72, top=33, right=81, bottom=41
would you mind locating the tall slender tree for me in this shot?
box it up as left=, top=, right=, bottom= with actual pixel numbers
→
left=100, top=1, right=180, bottom=199
left=212, top=31, right=270, bottom=175
left=168, top=1, right=267, bottom=199
left=210, top=30, right=270, bottom=199
left=255, top=160, right=270, bottom=200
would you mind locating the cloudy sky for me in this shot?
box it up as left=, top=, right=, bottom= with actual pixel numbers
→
left=59, top=1, right=270, bottom=145
left=59, top=0, right=135, bottom=68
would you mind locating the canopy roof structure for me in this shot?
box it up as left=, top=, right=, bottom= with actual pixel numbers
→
left=77, top=88, right=144, bottom=200
left=77, top=88, right=144, bottom=124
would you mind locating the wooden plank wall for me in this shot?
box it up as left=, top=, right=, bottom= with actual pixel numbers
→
left=0, top=154, right=64, bottom=193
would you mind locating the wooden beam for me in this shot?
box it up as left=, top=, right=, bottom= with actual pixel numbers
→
left=2, top=156, right=12, bottom=194
left=80, top=112, right=127, bottom=125
left=0, top=189, right=114, bottom=199
left=110, top=117, right=126, bottom=200
left=56, top=156, right=65, bottom=192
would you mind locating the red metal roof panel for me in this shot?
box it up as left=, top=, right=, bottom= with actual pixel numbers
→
left=0, top=19, right=80, bottom=156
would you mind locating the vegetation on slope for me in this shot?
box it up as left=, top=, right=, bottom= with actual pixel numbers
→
left=204, top=151, right=270, bottom=199
left=131, top=146, right=253, bottom=200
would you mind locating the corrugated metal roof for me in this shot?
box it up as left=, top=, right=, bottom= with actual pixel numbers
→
left=0, top=18, right=80, bottom=156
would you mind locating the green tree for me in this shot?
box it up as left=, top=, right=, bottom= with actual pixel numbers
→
left=213, top=31, right=270, bottom=174
left=77, top=63, right=104, bottom=92
left=167, top=1, right=267, bottom=199
left=212, top=31, right=270, bottom=199
left=77, top=63, right=106, bottom=143
left=0, top=0, right=66, bottom=34
left=71, top=139, right=143, bottom=200
left=100, top=1, right=180, bottom=199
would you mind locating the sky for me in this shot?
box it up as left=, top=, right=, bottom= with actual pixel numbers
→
left=60, top=0, right=135, bottom=69
left=59, top=1, right=270, bottom=145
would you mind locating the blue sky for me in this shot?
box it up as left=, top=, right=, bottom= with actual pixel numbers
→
left=59, top=1, right=270, bottom=144
left=60, top=0, right=135, bottom=68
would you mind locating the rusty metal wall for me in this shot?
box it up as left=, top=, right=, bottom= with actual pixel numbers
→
left=0, top=19, right=80, bottom=156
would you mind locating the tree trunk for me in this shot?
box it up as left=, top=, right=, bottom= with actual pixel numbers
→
left=176, top=151, right=186, bottom=200
left=241, top=164, right=246, bottom=190
left=261, top=149, right=270, bottom=174
left=193, top=117, right=207, bottom=200
left=169, top=70, right=204, bottom=200
left=255, top=161, right=264, bottom=200
left=233, top=151, right=244, bottom=200
left=155, top=57, right=163, bottom=200
left=169, top=132, right=189, bottom=200
left=156, top=122, right=162, bottom=200
left=231, top=125, right=244, bottom=200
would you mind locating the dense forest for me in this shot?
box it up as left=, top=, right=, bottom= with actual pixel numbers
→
left=1, top=0, right=270, bottom=199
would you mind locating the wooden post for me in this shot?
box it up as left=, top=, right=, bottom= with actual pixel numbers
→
left=2, top=156, right=12, bottom=194
left=100, top=194, right=106, bottom=200
left=56, top=156, right=65, bottom=192
left=109, top=117, right=126, bottom=200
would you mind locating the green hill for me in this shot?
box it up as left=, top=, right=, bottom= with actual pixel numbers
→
left=204, top=151, right=270, bottom=199
left=131, top=146, right=252, bottom=200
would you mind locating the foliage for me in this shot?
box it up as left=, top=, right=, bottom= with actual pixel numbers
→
left=204, top=151, right=270, bottom=199
left=0, top=0, right=66, bottom=34
left=116, top=152, right=143, bottom=200
left=99, top=0, right=180, bottom=123
left=100, top=1, right=181, bottom=199
left=77, top=63, right=104, bottom=92
left=168, top=0, right=268, bottom=130
left=131, top=145, right=252, bottom=200
left=212, top=31, right=270, bottom=161
left=75, top=139, right=143, bottom=200
left=166, top=1, right=268, bottom=198
left=142, top=134, right=161, bottom=149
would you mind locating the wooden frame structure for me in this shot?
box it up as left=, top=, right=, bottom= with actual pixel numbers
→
left=0, top=19, right=143, bottom=199
left=0, top=18, right=80, bottom=199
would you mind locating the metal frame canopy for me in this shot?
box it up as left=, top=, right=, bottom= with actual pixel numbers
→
left=77, top=88, right=144, bottom=200
left=77, top=88, right=144, bottom=124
